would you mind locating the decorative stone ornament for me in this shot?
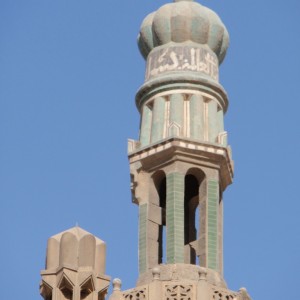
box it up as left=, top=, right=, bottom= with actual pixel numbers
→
left=138, top=0, right=229, bottom=64
left=40, top=227, right=110, bottom=300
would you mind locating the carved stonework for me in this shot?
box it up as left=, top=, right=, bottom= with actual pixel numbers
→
left=212, top=287, right=237, bottom=300
left=165, top=285, right=193, bottom=300
left=146, top=46, right=219, bottom=81
left=123, top=287, right=147, bottom=300
left=40, top=227, right=110, bottom=300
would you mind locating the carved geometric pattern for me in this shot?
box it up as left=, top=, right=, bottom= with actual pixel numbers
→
left=165, top=285, right=193, bottom=300
left=212, top=287, right=237, bottom=300
left=123, top=287, right=147, bottom=300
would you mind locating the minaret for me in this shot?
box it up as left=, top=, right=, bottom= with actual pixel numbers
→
left=123, top=0, right=252, bottom=299
left=40, top=227, right=110, bottom=300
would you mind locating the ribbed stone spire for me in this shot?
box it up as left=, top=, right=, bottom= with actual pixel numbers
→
left=40, top=227, right=111, bottom=300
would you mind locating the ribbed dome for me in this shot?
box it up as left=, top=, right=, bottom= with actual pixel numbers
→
left=138, top=0, right=229, bottom=64
left=45, top=226, right=106, bottom=274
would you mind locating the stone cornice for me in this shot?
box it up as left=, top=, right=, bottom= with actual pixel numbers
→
left=128, top=137, right=234, bottom=190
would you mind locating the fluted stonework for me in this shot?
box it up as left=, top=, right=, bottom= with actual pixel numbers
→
left=40, top=227, right=110, bottom=300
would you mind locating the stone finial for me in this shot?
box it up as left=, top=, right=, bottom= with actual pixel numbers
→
left=113, top=278, right=122, bottom=291
left=152, top=267, right=161, bottom=280
left=109, top=279, right=125, bottom=300
left=198, top=267, right=208, bottom=280
left=237, top=288, right=252, bottom=300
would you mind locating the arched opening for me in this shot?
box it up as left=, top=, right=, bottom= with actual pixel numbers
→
left=153, top=171, right=166, bottom=264
left=80, top=277, right=94, bottom=300
left=184, top=169, right=205, bottom=265
left=81, top=289, right=92, bottom=300
left=59, top=277, right=73, bottom=300
left=40, top=282, right=52, bottom=300
left=98, top=291, right=106, bottom=300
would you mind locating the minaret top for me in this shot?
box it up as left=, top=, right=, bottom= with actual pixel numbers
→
left=138, top=0, right=229, bottom=64
left=44, top=226, right=106, bottom=273
left=40, top=227, right=111, bottom=300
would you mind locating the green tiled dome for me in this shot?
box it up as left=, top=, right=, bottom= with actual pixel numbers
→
left=138, top=0, right=229, bottom=64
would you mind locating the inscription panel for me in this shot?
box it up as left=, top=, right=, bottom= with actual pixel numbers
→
left=146, top=46, right=219, bottom=81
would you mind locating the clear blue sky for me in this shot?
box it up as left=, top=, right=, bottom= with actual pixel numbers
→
left=0, top=1, right=299, bottom=299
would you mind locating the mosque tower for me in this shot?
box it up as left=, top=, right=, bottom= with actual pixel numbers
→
left=125, top=0, right=252, bottom=299
left=40, top=1, right=251, bottom=300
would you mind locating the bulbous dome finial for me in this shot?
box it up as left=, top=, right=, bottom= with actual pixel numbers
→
left=138, top=0, right=229, bottom=64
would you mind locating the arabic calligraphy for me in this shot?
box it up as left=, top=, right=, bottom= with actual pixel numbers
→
left=146, top=46, right=219, bottom=81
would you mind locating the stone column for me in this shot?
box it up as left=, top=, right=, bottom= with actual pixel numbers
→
left=218, top=195, right=224, bottom=276
left=189, top=94, right=204, bottom=140
left=169, top=94, right=184, bottom=137
left=140, top=105, right=152, bottom=147
left=151, top=97, right=165, bottom=143
left=216, top=108, right=224, bottom=133
left=166, top=172, right=185, bottom=263
left=207, top=179, right=220, bottom=271
left=207, top=100, right=218, bottom=143
left=216, top=108, right=226, bottom=146
left=138, top=203, right=148, bottom=274
left=199, top=179, right=207, bottom=267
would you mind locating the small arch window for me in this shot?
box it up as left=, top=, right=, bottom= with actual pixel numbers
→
left=59, top=277, right=73, bottom=300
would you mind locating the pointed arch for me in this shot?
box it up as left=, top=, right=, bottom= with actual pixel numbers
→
left=80, top=276, right=94, bottom=300
left=40, top=280, right=53, bottom=300
left=58, top=274, right=74, bottom=300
